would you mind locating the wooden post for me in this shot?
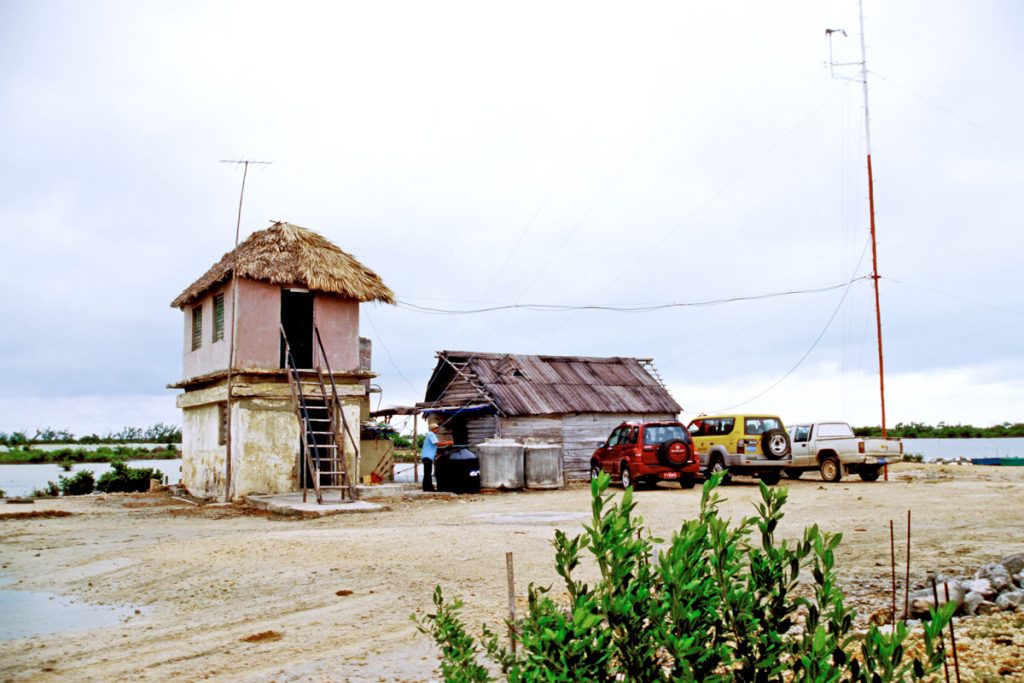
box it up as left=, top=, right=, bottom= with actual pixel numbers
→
left=506, top=551, right=516, bottom=655
left=413, top=413, right=419, bottom=483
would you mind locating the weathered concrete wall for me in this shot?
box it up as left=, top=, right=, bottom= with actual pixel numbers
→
left=181, top=401, right=226, bottom=498
left=232, top=398, right=300, bottom=497
left=177, top=378, right=366, bottom=500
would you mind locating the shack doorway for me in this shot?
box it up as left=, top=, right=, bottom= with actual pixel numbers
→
left=280, top=289, right=314, bottom=368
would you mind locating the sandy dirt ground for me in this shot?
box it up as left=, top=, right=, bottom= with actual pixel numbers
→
left=1, top=462, right=1022, bottom=682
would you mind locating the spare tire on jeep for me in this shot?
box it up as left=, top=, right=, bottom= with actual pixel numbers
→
left=659, top=439, right=690, bottom=466
left=761, top=429, right=791, bottom=459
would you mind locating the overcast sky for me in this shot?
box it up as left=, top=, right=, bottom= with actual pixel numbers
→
left=1, top=0, right=1021, bottom=436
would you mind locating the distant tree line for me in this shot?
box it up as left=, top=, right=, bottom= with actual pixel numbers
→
left=0, top=423, right=182, bottom=448
left=853, top=421, right=1024, bottom=438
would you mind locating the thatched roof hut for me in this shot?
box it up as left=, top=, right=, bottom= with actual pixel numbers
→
left=171, top=221, right=395, bottom=309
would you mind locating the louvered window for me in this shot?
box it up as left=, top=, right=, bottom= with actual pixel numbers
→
left=191, top=305, right=203, bottom=351
left=213, top=293, right=225, bottom=342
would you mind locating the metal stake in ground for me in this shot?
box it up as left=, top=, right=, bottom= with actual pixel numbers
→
left=889, top=520, right=897, bottom=628
left=931, top=576, right=951, bottom=683
left=903, top=510, right=911, bottom=622
left=943, top=581, right=961, bottom=683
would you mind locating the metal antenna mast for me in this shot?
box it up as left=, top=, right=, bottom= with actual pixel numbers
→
left=827, top=0, right=888, bottom=438
left=219, top=158, right=272, bottom=501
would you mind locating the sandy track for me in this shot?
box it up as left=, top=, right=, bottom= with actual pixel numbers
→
left=1, top=463, right=1022, bottom=682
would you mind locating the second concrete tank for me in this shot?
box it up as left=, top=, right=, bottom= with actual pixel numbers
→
left=477, top=438, right=525, bottom=490
left=524, top=444, right=564, bottom=489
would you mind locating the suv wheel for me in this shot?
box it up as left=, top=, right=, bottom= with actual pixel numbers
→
left=590, top=461, right=602, bottom=481
left=820, top=456, right=842, bottom=483
left=620, top=464, right=633, bottom=489
left=679, top=474, right=696, bottom=489
left=784, top=468, right=803, bottom=480
left=760, top=471, right=781, bottom=486
left=707, top=455, right=732, bottom=484
left=762, top=429, right=791, bottom=459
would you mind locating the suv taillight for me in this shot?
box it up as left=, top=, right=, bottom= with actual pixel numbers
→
left=736, top=439, right=745, bottom=454
left=858, top=442, right=865, bottom=454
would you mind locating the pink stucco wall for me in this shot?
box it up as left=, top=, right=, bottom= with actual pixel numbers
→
left=234, top=279, right=282, bottom=369
left=182, top=285, right=231, bottom=380
left=315, top=295, right=360, bottom=371
left=180, top=278, right=362, bottom=380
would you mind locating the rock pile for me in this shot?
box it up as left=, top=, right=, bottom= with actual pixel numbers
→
left=906, top=552, right=1024, bottom=619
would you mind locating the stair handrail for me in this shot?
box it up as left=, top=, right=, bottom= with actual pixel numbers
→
left=281, top=325, right=324, bottom=503
left=314, top=326, right=359, bottom=500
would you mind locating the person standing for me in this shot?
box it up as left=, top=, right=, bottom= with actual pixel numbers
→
left=421, top=423, right=440, bottom=491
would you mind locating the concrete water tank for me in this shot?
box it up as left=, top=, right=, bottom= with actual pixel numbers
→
left=524, top=444, right=564, bottom=489
left=477, top=439, right=524, bottom=490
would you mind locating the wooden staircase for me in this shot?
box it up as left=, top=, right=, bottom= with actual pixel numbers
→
left=282, top=325, right=358, bottom=504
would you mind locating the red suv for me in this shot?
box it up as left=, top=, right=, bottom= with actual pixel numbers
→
left=590, top=421, right=700, bottom=489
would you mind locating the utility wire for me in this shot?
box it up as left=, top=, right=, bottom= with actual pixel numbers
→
left=711, top=273, right=863, bottom=413
left=883, top=277, right=1024, bottom=317
left=363, top=309, right=420, bottom=395
left=396, top=277, right=867, bottom=315
left=707, top=237, right=873, bottom=413
left=871, top=72, right=1024, bottom=152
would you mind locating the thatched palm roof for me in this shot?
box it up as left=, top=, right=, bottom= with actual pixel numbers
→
left=171, top=222, right=395, bottom=308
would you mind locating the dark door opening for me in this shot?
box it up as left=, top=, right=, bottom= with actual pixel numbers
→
left=280, top=289, right=314, bottom=369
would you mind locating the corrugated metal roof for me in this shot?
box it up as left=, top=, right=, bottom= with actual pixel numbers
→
left=424, top=351, right=681, bottom=416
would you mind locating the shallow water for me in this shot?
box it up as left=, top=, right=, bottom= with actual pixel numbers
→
left=0, top=586, right=137, bottom=641
left=0, top=459, right=182, bottom=498
left=901, top=437, right=1024, bottom=461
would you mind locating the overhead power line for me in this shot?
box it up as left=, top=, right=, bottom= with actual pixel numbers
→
left=396, top=277, right=869, bottom=315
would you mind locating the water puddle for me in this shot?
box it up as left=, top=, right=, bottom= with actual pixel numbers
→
left=0, top=587, right=138, bottom=640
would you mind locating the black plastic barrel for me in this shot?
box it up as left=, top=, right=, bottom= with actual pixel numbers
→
left=435, top=447, right=481, bottom=494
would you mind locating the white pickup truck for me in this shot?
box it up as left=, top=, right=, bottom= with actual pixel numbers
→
left=784, top=422, right=902, bottom=482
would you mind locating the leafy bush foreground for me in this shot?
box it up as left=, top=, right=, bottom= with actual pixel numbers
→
left=414, top=473, right=952, bottom=682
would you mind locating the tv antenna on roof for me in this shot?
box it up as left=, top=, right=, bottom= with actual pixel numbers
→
left=218, top=158, right=272, bottom=501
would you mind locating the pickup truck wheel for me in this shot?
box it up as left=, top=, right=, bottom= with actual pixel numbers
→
left=858, top=467, right=881, bottom=482
left=620, top=464, right=633, bottom=489
left=707, top=456, right=732, bottom=484
left=589, top=461, right=601, bottom=481
left=784, top=468, right=803, bottom=480
left=679, top=474, right=696, bottom=489
left=760, top=471, right=781, bottom=486
left=820, top=456, right=843, bottom=483
left=762, top=429, right=791, bottom=459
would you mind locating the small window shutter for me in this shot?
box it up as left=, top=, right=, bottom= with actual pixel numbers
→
left=191, top=306, right=203, bottom=351
left=213, top=294, right=225, bottom=342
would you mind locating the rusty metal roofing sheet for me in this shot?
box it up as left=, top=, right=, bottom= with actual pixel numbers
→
left=427, top=352, right=681, bottom=416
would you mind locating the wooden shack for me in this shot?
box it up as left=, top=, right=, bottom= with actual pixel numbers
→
left=169, top=221, right=394, bottom=500
left=418, top=351, right=682, bottom=479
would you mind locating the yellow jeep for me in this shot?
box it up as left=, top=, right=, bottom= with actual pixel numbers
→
left=686, top=414, right=792, bottom=485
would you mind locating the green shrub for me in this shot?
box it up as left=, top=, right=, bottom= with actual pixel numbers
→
left=59, top=470, right=95, bottom=496
left=902, top=453, right=924, bottom=463
left=414, top=473, right=951, bottom=682
left=31, top=481, right=61, bottom=498
left=96, top=460, right=161, bottom=493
